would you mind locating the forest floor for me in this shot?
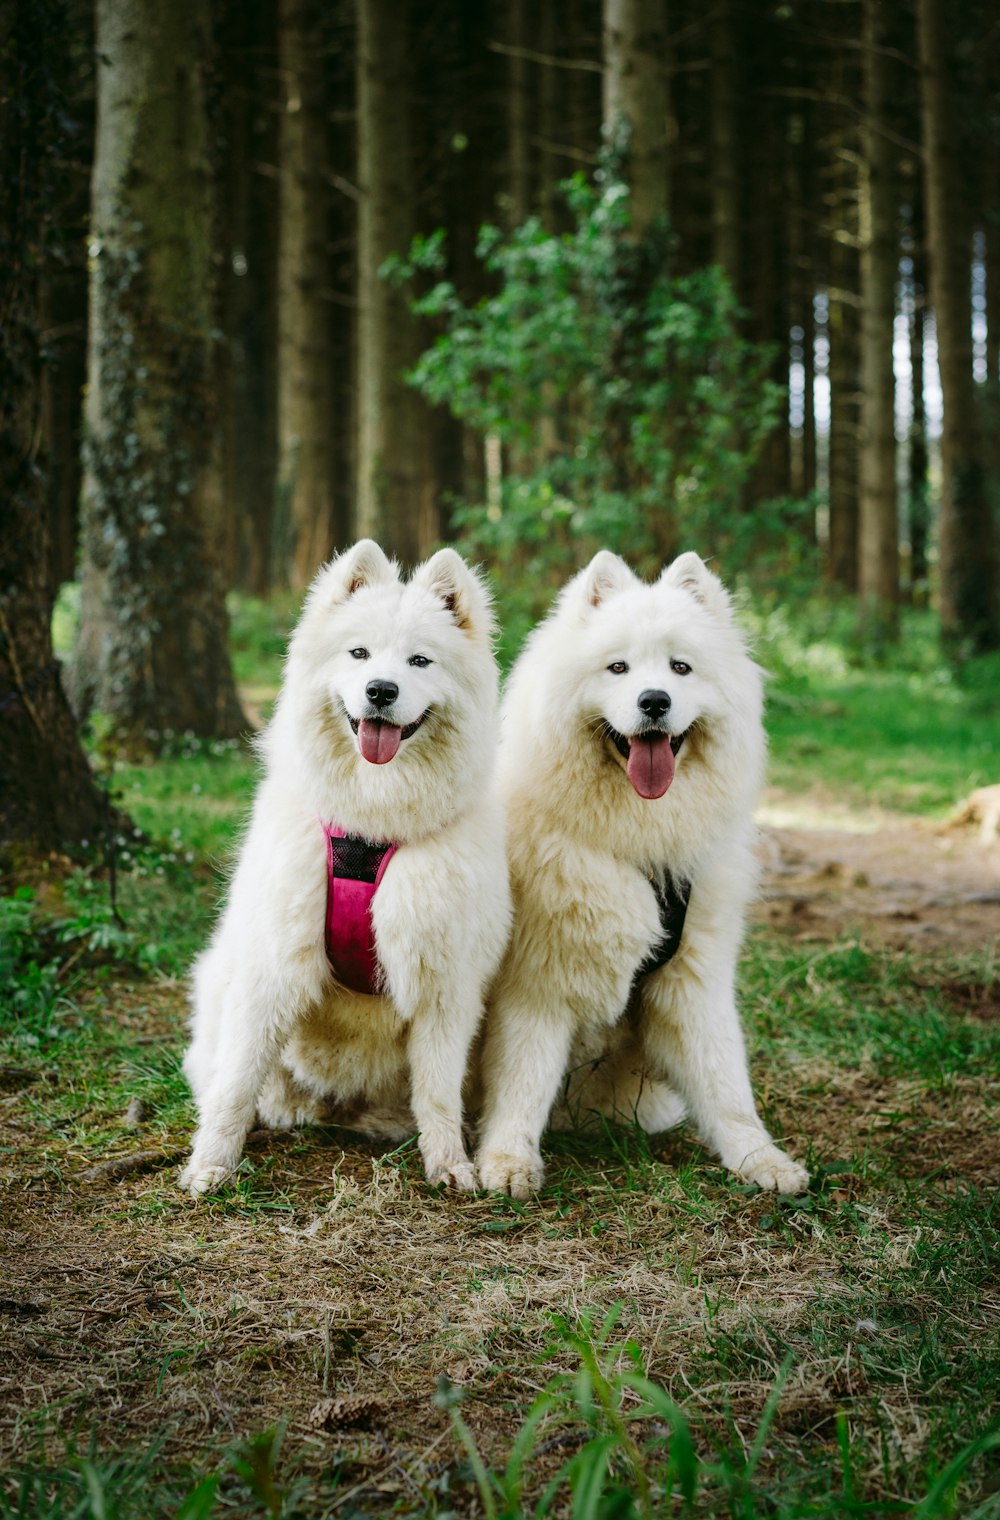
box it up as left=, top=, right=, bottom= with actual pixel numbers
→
left=755, top=785, right=1000, bottom=958
left=2, top=789, right=998, bottom=1517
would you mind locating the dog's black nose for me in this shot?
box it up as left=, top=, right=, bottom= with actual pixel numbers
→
left=366, top=679, right=399, bottom=710
left=638, top=688, right=671, bottom=720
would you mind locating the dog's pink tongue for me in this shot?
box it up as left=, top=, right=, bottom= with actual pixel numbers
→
left=358, top=720, right=402, bottom=765
left=626, top=733, right=675, bottom=799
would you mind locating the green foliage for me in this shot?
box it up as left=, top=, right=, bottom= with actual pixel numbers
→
left=0, top=887, right=60, bottom=1021
left=111, top=738, right=256, bottom=862
left=751, top=604, right=1000, bottom=814
left=229, top=1424, right=302, bottom=1519
left=226, top=590, right=297, bottom=690
left=0, top=1440, right=219, bottom=1520
left=389, top=172, right=784, bottom=647
left=428, top=1309, right=1000, bottom=1517
left=0, top=849, right=212, bottom=1047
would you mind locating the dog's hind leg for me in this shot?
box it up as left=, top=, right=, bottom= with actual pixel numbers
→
left=622, top=1074, right=687, bottom=1134
left=257, top=1063, right=325, bottom=1130
left=552, top=1035, right=688, bottom=1135
left=331, top=1102, right=415, bottom=1142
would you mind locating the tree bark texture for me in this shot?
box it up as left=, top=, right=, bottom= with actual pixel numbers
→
left=602, top=0, right=669, bottom=235
left=746, top=102, right=790, bottom=505
left=0, top=0, right=107, bottom=855
left=917, top=0, right=998, bottom=650
left=39, top=0, right=93, bottom=591
left=709, top=0, right=741, bottom=293
left=72, top=0, right=246, bottom=750
left=277, top=0, right=337, bottom=588
left=506, top=0, right=533, bottom=226
left=909, top=287, right=930, bottom=597
left=356, top=0, right=434, bottom=564
left=214, top=0, right=280, bottom=596
left=858, top=0, right=899, bottom=637
left=827, top=120, right=861, bottom=590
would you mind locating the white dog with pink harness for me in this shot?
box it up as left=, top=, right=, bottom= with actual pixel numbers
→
left=181, top=541, right=510, bottom=1196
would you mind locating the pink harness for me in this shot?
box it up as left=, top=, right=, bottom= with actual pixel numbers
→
left=323, top=824, right=397, bottom=996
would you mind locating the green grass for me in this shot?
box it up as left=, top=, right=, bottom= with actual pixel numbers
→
left=751, top=602, right=1000, bottom=815
left=110, top=738, right=257, bottom=863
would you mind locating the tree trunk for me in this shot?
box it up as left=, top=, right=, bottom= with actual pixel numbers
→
left=506, top=0, right=533, bottom=225
left=857, top=0, right=899, bottom=639
left=355, top=0, right=434, bottom=563
left=986, top=198, right=1000, bottom=386
left=917, top=0, right=998, bottom=650
left=277, top=0, right=337, bottom=588
left=826, top=120, right=861, bottom=591
left=538, top=4, right=560, bottom=231
left=566, top=1, right=601, bottom=187
left=39, top=0, right=93, bottom=591
left=214, top=0, right=280, bottom=596
left=40, top=262, right=88, bottom=590
left=709, top=0, right=741, bottom=293
left=909, top=283, right=930, bottom=599
left=602, top=0, right=669, bottom=236
left=801, top=289, right=817, bottom=503
left=72, top=0, right=246, bottom=752
left=788, top=101, right=817, bottom=507
left=0, top=0, right=107, bottom=856
left=746, top=101, right=790, bottom=505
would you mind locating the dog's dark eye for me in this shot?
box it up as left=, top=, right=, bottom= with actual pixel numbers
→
left=408, top=654, right=432, bottom=668
left=671, top=659, right=692, bottom=676
left=607, top=661, right=629, bottom=675
left=349, top=647, right=369, bottom=661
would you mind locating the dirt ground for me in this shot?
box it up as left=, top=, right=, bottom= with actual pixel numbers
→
left=754, top=786, right=1000, bottom=959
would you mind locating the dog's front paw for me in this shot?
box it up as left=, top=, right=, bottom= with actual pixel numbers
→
left=477, top=1150, right=544, bottom=1200
left=179, top=1158, right=237, bottom=1197
left=425, top=1156, right=478, bottom=1192
left=737, top=1145, right=809, bottom=1195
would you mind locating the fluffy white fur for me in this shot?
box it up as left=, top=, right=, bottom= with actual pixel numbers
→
left=181, top=540, right=511, bottom=1195
left=476, top=549, right=809, bottom=1199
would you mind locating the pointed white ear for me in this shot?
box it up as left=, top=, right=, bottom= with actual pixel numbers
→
left=660, top=551, right=732, bottom=618
left=310, top=539, right=397, bottom=607
left=579, top=550, right=637, bottom=609
left=414, top=547, right=493, bottom=635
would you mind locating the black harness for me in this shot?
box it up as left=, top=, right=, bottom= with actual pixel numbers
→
left=633, top=873, right=691, bottom=985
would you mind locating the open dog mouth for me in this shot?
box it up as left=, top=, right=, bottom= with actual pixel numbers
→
left=348, top=713, right=427, bottom=765
left=605, top=725, right=688, bottom=800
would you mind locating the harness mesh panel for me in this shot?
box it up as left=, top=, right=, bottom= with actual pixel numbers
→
left=634, top=874, right=692, bottom=984
left=329, top=834, right=392, bottom=884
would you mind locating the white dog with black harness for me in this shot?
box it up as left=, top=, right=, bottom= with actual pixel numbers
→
left=476, top=549, right=810, bottom=1200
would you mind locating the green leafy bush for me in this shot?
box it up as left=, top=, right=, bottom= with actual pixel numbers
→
left=390, top=171, right=785, bottom=652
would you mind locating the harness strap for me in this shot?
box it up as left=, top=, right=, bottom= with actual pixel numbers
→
left=634, top=873, right=691, bottom=986
left=323, top=824, right=397, bottom=996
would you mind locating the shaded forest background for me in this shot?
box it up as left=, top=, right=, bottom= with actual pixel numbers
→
left=2, top=0, right=999, bottom=849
